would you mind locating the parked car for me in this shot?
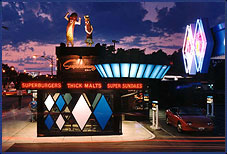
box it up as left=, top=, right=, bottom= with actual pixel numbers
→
left=166, top=107, right=214, bottom=133
left=2, top=89, right=27, bottom=96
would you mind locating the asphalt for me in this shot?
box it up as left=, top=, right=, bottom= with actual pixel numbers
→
left=2, top=101, right=225, bottom=152
left=2, top=106, right=155, bottom=152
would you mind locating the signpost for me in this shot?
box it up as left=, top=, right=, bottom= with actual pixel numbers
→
left=150, top=101, right=160, bottom=130
left=207, top=96, right=214, bottom=117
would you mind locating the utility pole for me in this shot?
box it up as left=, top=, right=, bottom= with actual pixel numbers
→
left=112, top=40, right=119, bottom=53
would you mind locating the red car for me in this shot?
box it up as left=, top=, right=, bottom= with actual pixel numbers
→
left=166, top=107, right=214, bottom=133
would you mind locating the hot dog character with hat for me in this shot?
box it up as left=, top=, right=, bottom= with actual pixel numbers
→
left=84, top=15, right=94, bottom=47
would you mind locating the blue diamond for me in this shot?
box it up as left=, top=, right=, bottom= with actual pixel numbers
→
left=93, top=95, right=112, bottom=130
left=45, top=114, right=54, bottom=130
left=56, top=95, right=65, bottom=111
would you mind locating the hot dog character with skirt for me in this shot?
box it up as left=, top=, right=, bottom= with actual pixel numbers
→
left=84, top=15, right=94, bottom=46
left=64, top=12, right=81, bottom=47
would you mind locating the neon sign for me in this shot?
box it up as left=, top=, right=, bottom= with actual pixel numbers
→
left=194, top=19, right=213, bottom=73
left=63, top=59, right=96, bottom=71
left=67, top=82, right=102, bottom=89
left=182, top=24, right=196, bottom=75
left=22, top=82, right=143, bottom=90
left=107, top=83, right=143, bottom=89
left=183, top=18, right=214, bottom=75
left=21, top=82, right=62, bottom=89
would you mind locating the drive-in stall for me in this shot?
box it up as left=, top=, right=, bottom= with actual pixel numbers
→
left=21, top=46, right=161, bottom=137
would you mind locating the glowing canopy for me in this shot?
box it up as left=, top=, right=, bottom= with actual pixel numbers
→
left=95, top=63, right=170, bottom=79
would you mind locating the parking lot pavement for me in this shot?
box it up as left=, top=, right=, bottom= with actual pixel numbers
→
left=140, top=105, right=225, bottom=138
left=2, top=95, right=32, bottom=112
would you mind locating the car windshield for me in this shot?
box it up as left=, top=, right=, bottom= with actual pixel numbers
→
left=178, top=107, right=203, bottom=116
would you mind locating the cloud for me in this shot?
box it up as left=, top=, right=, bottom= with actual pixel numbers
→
left=119, top=36, right=137, bottom=44
left=2, top=41, right=60, bottom=72
left=117, top=32, right=184, bottom=55
left=151, top=2, right=225, bottom=34
left=141, top=2, right=175, bottom=22
left=38, top=12, right=53, bottom=22
left=2, top=2, right=10, bottom=7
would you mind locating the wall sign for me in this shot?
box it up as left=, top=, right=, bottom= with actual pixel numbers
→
left=67, top=82, right=102, bottom=89
left=22, top=82, right=143, bottom=90
left=21, top=82, right=62, bottom=89
left=107, top=83, right=143, bottom=89
left=63, top=59, right=96, bottom=71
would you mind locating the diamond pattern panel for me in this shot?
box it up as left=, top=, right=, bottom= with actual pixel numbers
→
left=92, top=93, right=102, bottom=109
left=56, top=95, right=65, bottom=111
left=44, top=94, right=55, bottom=111
left=93, top=95, right=113, bottom=130
left=64, top=93, right=72, bottom=105
left=43, top=93, right=114, bottom=133
left=56, top=114, right=65, bottom=130
left=72, top=94, right=92, bottom=130
left=63, top=106, right=70, bottom=113
left=45, top=114, right=54, bottom=130
left=53, top=93, right=60, bottom=101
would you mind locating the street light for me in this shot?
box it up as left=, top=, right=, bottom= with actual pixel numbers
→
left=10, top=66, right=15, bottom=71
left=33, top=55, right=54, bottom=77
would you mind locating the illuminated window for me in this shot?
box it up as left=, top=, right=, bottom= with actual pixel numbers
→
left=97, top=64, right=107, bottom=78
left=93, top=95, right=112, bottom=130
left=53, top=93, right=60, bottom=101
left=95, top=63, right=170, bottom=79
left=150, top=65, right=162, bottom=78
left=110, top=63, right=120, bottom=78
left=156, top=65, right=167, bottom=79
left=64, top=93, right=72, bottom=105
left=160, top=66, right=171, bottom=79
left=44, top=94, right=55, bottom=111
left=143, top=64, right=154, bottom=78
left=72, top=94, right=92, bottom=130
left=92, top=93, right=102, bottom=109
left=129, top=63, right=139, bottom=78
left=45, top=114, right=54, bottom=130
left=56, top=114, right=65, bottom=130
left=136, top=64, right=146, bottom=78
left=56, top=95, right=65, bottom=111
left=120, top=63, right=130, bottom=77
left=95, top=65, right=104, bottom=78
left=103, top=64, right=113, bottom=78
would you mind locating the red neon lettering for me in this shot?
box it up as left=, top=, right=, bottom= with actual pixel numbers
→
left=84, top=83, right=102, bottom=89
left=67, top=83, right=83, bottom=89
left=122, top=83, right=143, bottom=89
left=107, top=83, right=122, bottom=89
left=21, top=82, right=62, bottom=89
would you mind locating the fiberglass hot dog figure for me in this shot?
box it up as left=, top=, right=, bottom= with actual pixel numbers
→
left=64, top=12, right=81, bottom=47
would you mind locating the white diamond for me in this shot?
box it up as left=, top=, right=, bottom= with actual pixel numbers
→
left=56, top=114, right=65, bottom=130
left=72, top=94, right=92, bottom=130
left=44, top=94, right=55, bottom=111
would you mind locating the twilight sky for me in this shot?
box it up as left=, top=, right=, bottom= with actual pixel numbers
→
left=2, top=2, right=225, bottom=74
